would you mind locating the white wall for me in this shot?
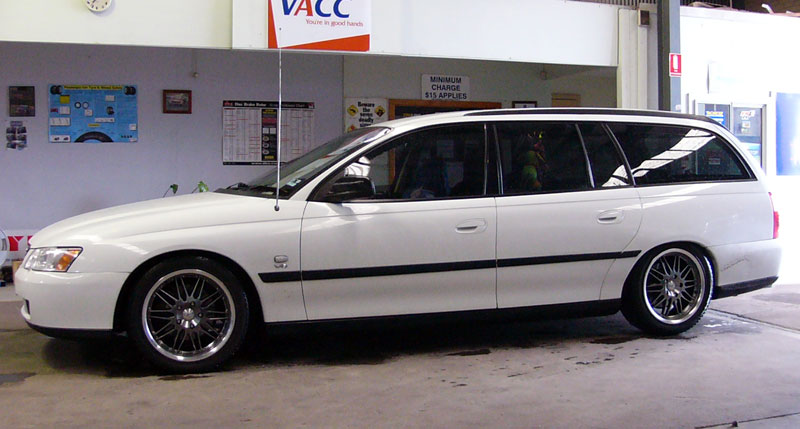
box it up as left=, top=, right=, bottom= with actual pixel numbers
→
left=343, top=56, right=617, bottom=109
left=0, top=42, right=344, bottom=231
left=0, top=0, right=232, bottom=48
left=681, top=7, right=800, bottom=284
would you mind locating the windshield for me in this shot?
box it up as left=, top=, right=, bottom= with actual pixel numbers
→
left=220, top=127, right=389, bottom=198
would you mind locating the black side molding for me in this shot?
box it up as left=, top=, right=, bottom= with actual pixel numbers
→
left=259, top=251, right=641, bottom=283
left=713, top=276, right=778, bottom=299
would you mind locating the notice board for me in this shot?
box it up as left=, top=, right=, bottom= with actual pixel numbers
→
left=48, top=85, right=138, bottom=143
left=222, top=100, right=315, bottom=165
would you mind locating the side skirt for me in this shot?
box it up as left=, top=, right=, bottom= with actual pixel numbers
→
left=264, top=299, right=622, bottom=334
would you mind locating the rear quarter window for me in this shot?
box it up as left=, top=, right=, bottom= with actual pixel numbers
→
left=495, top=122, right=590, bottom=194
left=607, top=123, right=752, bottom=185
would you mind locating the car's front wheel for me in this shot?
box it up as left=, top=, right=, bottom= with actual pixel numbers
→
left=622, top=245, right=712, bottom=336
left=126, top=256, right=249, bottom=373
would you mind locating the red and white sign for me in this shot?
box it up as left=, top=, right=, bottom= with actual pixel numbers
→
left=2, top=231, right=36, bottom=262
left=669, top=53, right=682, bottom=77
left=268, top=0, right=371, bottom=52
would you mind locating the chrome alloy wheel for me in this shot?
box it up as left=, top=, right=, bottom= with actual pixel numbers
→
left=643, top=249, right=706, bottom=325
left=142, top=269, right=235, bottom=362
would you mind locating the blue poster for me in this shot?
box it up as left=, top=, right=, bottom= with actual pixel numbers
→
left=698, top=103, right=730, bottom=129
left=777, top=92, right=800, bottom=175
left=48, top=85, right=138, bottom=143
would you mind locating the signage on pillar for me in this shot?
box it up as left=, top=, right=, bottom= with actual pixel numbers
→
left=669, top=53, right=682, bottom=77
left=268, top=0, right=371, bottom=52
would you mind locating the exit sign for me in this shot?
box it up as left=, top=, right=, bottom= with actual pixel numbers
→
left=669, top=53, right=682, bottom=77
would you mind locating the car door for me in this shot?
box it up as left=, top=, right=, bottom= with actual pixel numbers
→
left=494, top=121, right=642, bottom=307
left=300, top=123, right=497, bottom=320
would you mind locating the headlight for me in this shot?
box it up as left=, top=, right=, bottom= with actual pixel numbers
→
left=23, top=247, right=82, bottom=272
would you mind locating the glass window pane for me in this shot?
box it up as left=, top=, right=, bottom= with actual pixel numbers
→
left=495, top=122, right=590, bottom=194
left=338, top=124, right=486, bottom=200
left=608, top=124, right=750, bottom=185
left=577, top=123, right=630, bottom=188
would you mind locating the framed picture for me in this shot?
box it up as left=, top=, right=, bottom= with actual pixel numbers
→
left=163, top=90, right=192, bottom=114
left=9, top=86, right=35, bottom=117
left=512, top=101, right=538, bottom=108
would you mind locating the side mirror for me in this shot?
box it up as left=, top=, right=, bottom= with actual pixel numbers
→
left=322, top=176, right=375, bottom=203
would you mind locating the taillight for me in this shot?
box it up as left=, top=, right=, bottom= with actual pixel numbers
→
left=770, top=192, right=780, bottom=239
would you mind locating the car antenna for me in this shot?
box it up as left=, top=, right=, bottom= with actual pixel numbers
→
left=274, top=28, right=283, bottom=212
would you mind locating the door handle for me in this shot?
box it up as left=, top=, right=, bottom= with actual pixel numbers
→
left=456, top=219, right=487, bottom=233
left=597, top=210, right=624, bottom=224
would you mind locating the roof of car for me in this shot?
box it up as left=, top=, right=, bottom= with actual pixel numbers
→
left=377, top=108, right=719, bottom=129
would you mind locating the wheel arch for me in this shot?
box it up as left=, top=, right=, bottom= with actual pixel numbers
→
left=112, top=249, right=263, bottom=332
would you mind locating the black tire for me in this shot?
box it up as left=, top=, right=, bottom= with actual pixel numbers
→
left=126, top=256, right=249, bottom=373
left=621, top=245, right=713, bottom=336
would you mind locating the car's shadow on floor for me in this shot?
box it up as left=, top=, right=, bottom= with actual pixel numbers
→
left=238, top=312, right=643, bottom=367
left=38, top=312, right=647, bottom=377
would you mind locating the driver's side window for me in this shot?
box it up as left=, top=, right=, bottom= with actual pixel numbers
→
left=324, top=124, right=487, bottom=201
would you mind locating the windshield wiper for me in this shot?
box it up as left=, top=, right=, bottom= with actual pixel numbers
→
left=226, top=182, right=251, bottom=190
left=248, top=185, right=278, bottom=194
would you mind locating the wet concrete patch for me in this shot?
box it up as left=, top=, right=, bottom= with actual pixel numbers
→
left=590, top=335, right=641, bottom=345
left=159, top=374, right=212, bottom=381
left=447, top=348, right=491, bottom=357
left=0, top=371, right=35, bottom=386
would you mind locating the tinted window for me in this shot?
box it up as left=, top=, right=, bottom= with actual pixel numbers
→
left=495, top=122, right=590, bottom=194
left=577, top=123, right=631, bottom=188
left=331, top=124, right=487, bottom=200
left=608, top=124, right=750, bottom=185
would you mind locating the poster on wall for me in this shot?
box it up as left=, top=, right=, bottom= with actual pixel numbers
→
left=732, top=106, right=763, bottom=166
left=344, top=98, right=387, bottom=132
left=5, top=120, right=27, bottom=149
left=697, top=103, right=730, bottom=129
left=267, top=0, right=371, bottom=51
left=421, top=74, right=471, bottom=101
left=222, top=100, right=315, bottom=165
left=47, top=85, right=138, bottom=143
left=8, top=86, right=35, bottom=117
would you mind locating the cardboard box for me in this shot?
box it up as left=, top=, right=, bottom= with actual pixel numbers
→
left=11, top=260, right=22, bottom=282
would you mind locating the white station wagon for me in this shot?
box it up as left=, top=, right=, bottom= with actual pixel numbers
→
left=16, top=109, right=781, bottom=372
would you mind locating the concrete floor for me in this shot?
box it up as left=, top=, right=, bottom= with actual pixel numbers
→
left=1, top=283, right=799, bottom=428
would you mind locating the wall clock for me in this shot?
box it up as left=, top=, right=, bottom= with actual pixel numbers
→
left=85, top=0, right=112, bottom=12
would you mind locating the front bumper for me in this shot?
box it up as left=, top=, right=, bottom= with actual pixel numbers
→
left=15, top=267, right=129, bottom=330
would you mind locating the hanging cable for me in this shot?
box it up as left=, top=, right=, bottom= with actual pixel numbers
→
left=275, top=29, right=282, bottom=212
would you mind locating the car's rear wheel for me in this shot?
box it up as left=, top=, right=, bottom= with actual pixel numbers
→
left=622, top=245, right=712, bottom=336
left=127, top=256, right=249, bottom=373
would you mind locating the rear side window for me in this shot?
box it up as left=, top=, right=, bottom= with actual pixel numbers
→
left=577, top=123, right=631, bottom=188
left=608, top=123, right=751, bottom=185
left=495, top=122, right=590, bottom=194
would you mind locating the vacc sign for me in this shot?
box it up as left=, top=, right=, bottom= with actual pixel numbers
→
left=268, top=0, right=371, bottom=51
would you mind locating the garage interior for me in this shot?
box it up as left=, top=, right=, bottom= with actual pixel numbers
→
left=2, top=0, right=800, bottom=427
